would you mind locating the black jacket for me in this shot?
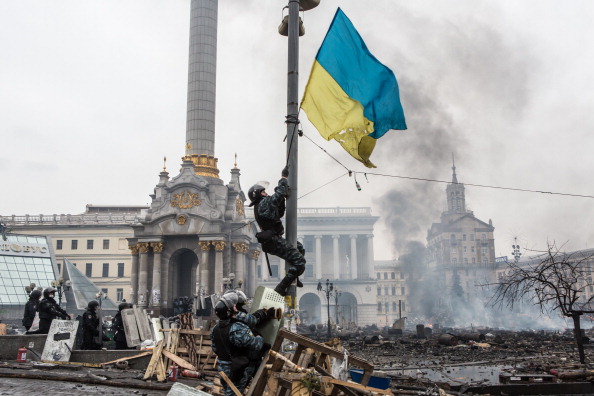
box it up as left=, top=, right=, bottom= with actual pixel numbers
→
left=22, top=298, right=39, bottom=328
left=112, top=312, right=126, bottom=343
left=254, top=178, right=288, bottom=236
left=38, top=297, right=69, bottom=321
left=81, top=308, right=100, bottom=349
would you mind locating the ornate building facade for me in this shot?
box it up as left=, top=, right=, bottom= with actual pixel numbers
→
left=426, top=162, right=497, bottom=303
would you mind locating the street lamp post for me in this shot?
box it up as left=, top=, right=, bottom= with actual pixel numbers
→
left=333, top=288, right=342, bottom=326
left=51, top=278, right=72, bottom=306
left=511, top=238, right=522, bottom=263
left=24, top=282, right=37, bottom=297
left=317, top=279, right=333, bottom=340
left=95, top=290, right=107, bottom=309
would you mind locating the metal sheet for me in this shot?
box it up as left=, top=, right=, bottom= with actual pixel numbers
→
left=41, top=320, right=79, bottom=362
left=122, top=308, right=141, bottom=347
left=249, top=286, right=284, bottom=345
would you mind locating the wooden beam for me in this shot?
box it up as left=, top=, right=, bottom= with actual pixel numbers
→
left=220, top=371, right=243, bottom=396
left=162, top=349, right=196, bottom=371
left=100, top=351, right=152, bottom=366
left=321, top=377, right=394, bottom=396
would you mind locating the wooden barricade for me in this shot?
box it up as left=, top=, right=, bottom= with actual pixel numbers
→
left=246, top=328, right=378, bottom=396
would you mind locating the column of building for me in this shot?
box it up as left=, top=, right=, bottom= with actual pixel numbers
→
left=137, top=242, right=150, bottom=307
left=212, top=241, right=226, bottom=293
left=150, top=242, right=164, bottom=307
left=350, top=234, right=358, bottom=279
left=315, top=235, right=322, bottom=280
left=129, top=245, right=139, bottom=304
left=366, top=234, right=374, bottom=279
left=332, top=235, right=340, bottom=279
left=233, top=242, right=248, bottom=290
left=199, top=241, right=211, bottom=294
left=248, top=250, right=260, bottom=296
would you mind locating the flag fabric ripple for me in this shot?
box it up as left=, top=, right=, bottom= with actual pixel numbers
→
left=301, top=7, right=407, bottom=168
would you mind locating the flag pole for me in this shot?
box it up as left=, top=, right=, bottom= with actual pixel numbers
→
left=285, top=0, right=300, bottom=307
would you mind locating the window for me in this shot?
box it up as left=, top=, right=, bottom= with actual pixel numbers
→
left=71, top=240, right=78, bottom=250
left=377, top=287, right=381, bottom=296
left=304, top=264, right=313, bottom=278
left=102, top=263, right=109, bottom=277
left=87, top=240, right=94, bottom=250
left=377, top=303, right=382, bottom=312
left=470, top=234, right=475, bottom=241
left=400, top=272, right=404, bottom=279
left=376, top=272, right=380, bottom=279
left=385, top=303, right=389, bottom=312
left=116, top=288, right=123, bottom=302
left=392, top=302, right=397, bottom=312
left=85, top=263, right=92, bottom=277
left=472, top=258, right=476, bottom=264
left=271, top=265, right=279, bottom=278
left=481, top=234, right=486, bottom=241
left=384, top=287, right=388, bottom=296
left=463, top=234, right=466, bottom=241
left=471, top=246, right=475, bottom=253
left=401, top=301, right=406, bottom=311
left=450, top=234, right=456, bottom=244
left=452, top=258, right=457, bottom=265
left=304, top=240, right=313, bottom=252
left=391, top=287, right=396, bottom=295
left=383, top=273, right=388, bottom=280
left=57, top=263, right=61, bottom=273
left=401, top=287, right=405, bottom=295
left=391, top=272, right=395, bottom=279
left=56, top=240, right=63, bottom=250
left=103, top=239, right=110, bottom=249
left=117, top=263, right=124, bottom=278
left=483, top=258, right=488, bottom=264
left=101, top=288, right=108, bottom=295
left=463, top=246, right=467, bottom=253
left=464, top=258, right=468, bottom=264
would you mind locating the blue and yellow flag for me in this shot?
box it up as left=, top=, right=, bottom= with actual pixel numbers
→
left=301, top=8, right=407, bottom=168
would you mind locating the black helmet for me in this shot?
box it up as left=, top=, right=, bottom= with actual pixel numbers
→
left=214, top=300, right=231, bottom=320
left=30, top=289, right=42, bottom=299
left=43, top=287, right=57, bottom=298
left=248, top=184, right=266, bottom=207
left=88, top=300, right=99, bottom=310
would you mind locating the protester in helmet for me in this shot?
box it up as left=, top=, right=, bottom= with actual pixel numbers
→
left=249, top=166, right=306, bottom=296
left=80, top=300, right=102, bottom=350
left=22, top=289, right=42, bottom=331
left=112, top=302, right=132, bottom=350
left=211, top=293, right=272, bottom=396
left=27, top=287, right=70, bottom=334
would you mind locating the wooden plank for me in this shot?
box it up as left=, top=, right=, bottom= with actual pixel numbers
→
left=133, top=305, right=152, bottom=341
left=246, top=354, right=269, bottom=396
left=122, top=308, right=141, bottom=347
left=100, top=351, right=152, bottom=366
left=41, top=320, right=79, bottom=362
left=220, top=371, right=243, bottom=396
left=151, top=318, right=164, bottom=343
left=162, top=349, right=196, bottom=370
left=143, top=339, right=165, bottom=380
left=161, top=328, right=212, bottom=336
left=41, top=360, right=101, bottom=368
left=315, top=365, right=358, bottom=396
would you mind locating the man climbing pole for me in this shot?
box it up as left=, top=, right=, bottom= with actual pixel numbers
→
left=248, top=166, right=306, bottom=296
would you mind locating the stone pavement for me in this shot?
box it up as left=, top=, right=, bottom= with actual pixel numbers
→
left=0, top=377, right=168, bottom=395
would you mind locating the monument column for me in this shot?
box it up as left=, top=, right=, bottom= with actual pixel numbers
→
left=150, top=242, right=164, bottom=308
left=314, top=235, right=322, bottom=279
left=248, top=250, right=260, bottom=296
left=199, top=241, right=211, bottom=294
left=129, top=245, right=139, bottom=304
left=233, top=242, right=248, bottom=290
left=332, top=235, right=340, bottom=280
left=213, top=241, right=226, bottom=293
left=366, top=234, right=375, bottom=279
left=261, top=252, right=269, bottom=281
left=350, top=234, right=358, bottom=279
left=137, top=242, right=150, bottom=307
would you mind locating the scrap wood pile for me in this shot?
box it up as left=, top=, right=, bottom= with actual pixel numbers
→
left=143, top=312, right=218, bottom=385
left=243, top=328, right=395, bottom=396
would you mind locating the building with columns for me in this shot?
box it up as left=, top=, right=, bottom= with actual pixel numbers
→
left=251, top=207, right=380, bottom=326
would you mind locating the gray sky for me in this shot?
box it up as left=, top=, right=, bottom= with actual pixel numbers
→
left=1, top=0, right=593, bottom=260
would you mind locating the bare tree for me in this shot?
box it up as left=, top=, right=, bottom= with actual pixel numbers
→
left=489, top=242, right=594, bottom=363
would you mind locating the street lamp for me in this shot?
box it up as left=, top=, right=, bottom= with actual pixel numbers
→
left=95, top=290, right=107, bottom=309
left=333, top=288, right=342, bottom=327
left=24, top=282, right=37, bottom=297
left=51, top=278, right=72, bottom=306
left=317, top=279, right=333, bottom=340
left=511, top=238, right=522, bottom=263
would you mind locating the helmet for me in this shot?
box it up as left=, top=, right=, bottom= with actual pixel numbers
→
left=248, top=184, right=266, bottom=207
left=88, top=300, right=100, bottom=310
left=30, top=289, right=42, bottom=299
left=118, top=302, right=130, bottom=311
left=223, top=290, right=248, bottom=312
left=214, top=300, right=231, bottom=320
left=43, top=287, right=57, bottom=298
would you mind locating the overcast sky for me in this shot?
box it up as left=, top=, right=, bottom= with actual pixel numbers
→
left=2, top=0, right=593, bottom=260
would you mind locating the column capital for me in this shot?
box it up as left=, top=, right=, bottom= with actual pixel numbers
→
left=350, top=234, right=358, bottom=239
left=332, top=234, right=340, bottom=239
left=366, top=234, right=374, bottom=239
left=232, top=242, right=249, bottom=254
left=314, top=235, right=323, bottom=239
left=213, top=240, right=226, bottom=251
left=150, top=242, right=164, bottom=253
left=129, top=245, right=139, bottom=255
left=199, top=241, right=211, bottom=251
left=249, top=250, right=261, bottom=260
left=138, top=242, right=150, bottom=253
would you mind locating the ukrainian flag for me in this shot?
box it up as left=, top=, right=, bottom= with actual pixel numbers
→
left=301, top=8, right=407, bottom=168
